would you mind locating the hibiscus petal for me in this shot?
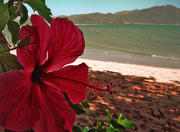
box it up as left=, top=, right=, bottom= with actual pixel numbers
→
left=45, top=18, right=85, bottom=72
left=31, top=15, right=52, bottom=65
left=43, top=63, right=88, bottom=104
left=17, top=15, right=52, bottom=69
left=0, top=70, right=41, bottom=131
left=33, top=86, right=75, bottom=132
left=17, top=25, right=37, bottom=70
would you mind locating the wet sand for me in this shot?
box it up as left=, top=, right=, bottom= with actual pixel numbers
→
left=81, top=49, right=180, bottom=69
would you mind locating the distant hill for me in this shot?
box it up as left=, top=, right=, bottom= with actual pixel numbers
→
left=59, top=5, right=180, bottom=25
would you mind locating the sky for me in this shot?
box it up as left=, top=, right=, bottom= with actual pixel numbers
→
left=45, top=0, right=180, bottom=16
left=18, top=0, right=180, bottom=16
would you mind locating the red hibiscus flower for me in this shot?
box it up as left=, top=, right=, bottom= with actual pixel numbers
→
left=0, top=15, right=88, bottom=132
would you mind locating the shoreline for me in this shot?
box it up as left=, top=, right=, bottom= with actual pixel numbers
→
left=73, top=58, right=180, bottom=83
left=81, top=49, right=180, bottom=69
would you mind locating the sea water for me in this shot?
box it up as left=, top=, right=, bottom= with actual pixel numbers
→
left=78, top=24, right=180, bottom=61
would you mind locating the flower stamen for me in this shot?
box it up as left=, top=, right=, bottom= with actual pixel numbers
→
left=51, top=75, right=116, bottom=95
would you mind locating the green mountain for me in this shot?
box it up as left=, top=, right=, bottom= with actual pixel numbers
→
left=60, top=5, right=180, bottom=25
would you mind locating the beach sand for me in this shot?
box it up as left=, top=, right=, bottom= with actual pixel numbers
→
left=74, top=58, right=180, bottom=131
left=74, top=58, right=180, bottom=83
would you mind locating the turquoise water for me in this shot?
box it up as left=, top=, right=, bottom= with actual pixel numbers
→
left=78, top=24, right=180, bottom=60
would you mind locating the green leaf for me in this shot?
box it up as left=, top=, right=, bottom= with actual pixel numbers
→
left=83, top=126, right=89, bottom=132
left=81, top=101, right=90, bottom=109
left=40, top=0, right=45, bottom=4
left=26, top=0, right=52, bottom=22
left=106, top=127, right=120, bottom=132
left=20, top=4, right=28, bottom=25
left=106, top=109, right=112, bottom=121
left=7, top=20, right=20, bottom=44
left=71, top=103, right=86, bottom=115
left=97, top=120, right=103, bottom=130
left=118, top=113, right=122, bottom=121
left=0, top=3, right=9, bottom=32
left=9, top=5, right=18, bottom=20
left=0, top=33, right=8, bottom=52
left=0, top=53, right=22, bottom=73
left=73, top=126, right=83, bottom=132
left=106, top=109, right=125, bottom=130
left=117, top=119, right=135, bottom=129
left=110, top=120, right=125, bottom=130
left=63, top=92, right=85, bottom=115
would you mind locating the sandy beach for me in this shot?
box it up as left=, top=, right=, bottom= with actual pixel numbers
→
left=74, top=58, right=180, bottom=83
left=74, top=59, right=180, bottom=131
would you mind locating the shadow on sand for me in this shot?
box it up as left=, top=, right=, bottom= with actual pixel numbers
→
left=76, top=70, right=180, bottom=132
